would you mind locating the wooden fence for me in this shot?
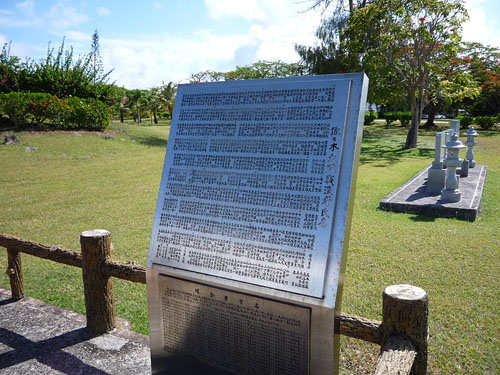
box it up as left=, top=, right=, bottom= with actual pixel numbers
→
left=0, top=230, right=428, bottom=374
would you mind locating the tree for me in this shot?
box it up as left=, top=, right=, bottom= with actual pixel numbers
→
left=455, top=42, right=500, bottom=115
left=190, top=70, right=226, bottom=83
left=224, top=60, right=307, bottom=80
left=423, top=43, right=481, bottom=127
left=0, top=42, right=21, bottom=93
left=296, top=1, right=369, bottom=76
left=190, top=60, right=307, bottom=83
left=0, top=35, right=113, bottom=102
left=90, top=30, right=104, bottom=86
left=126, top=89, right=147, bottom=123
left=146, top=87, right=162, bottom=124
left=344, top=0, right=468, bottom=148
left=159, top=81, right=177, bottom=118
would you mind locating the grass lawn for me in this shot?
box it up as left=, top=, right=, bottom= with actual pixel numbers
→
left=0, top=119, right=498, bottom=374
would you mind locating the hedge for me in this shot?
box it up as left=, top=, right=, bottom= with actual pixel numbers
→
left=0, top=92, right=110, bottom=130
left=364, top=110, right=378, bottom=125
left=474, top=116, right=496, bottom=130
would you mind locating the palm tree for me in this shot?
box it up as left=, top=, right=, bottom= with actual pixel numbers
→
left=146, top=87, right=162, bottom=124
left=159, top=81, right=177, bottom=119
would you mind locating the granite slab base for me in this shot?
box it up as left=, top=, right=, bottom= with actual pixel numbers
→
left=379, top=165, right=487, bottom=221
left=0, top=288, right=151, bottom=374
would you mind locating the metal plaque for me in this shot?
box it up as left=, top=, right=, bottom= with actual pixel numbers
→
left=147, top=74, right=368, bottom=374
left=158, top=274, right=310, bottom=374
left=148, top=78, right=355, bottom=298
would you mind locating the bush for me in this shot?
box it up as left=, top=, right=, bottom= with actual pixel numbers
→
left=397, top=111, right=412, bottom=127
left=0, top=92, right=29, bottom=126
left=383, top=112, right=399, bottom=126
left=457, top=115, right=474, bottom=128
left=364, top=110, right=377, bottom=125
left=0, top=92, right=110, bottom=130
left=475, top=116, right=495, bottom=130
left=67, top=97, right=110, bottom=130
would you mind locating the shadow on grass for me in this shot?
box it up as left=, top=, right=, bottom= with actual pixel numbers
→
left=132, top=135, right=168, bottom=148
left=360, top=135, right=434, bottom=166
left=409, top=214, right=436, bottom=222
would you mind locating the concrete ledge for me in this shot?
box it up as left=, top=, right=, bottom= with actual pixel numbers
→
left=0, top=288, right=151, bottom=374
left=379, top=165, right=487, bottom=221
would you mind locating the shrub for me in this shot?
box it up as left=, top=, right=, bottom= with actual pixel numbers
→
left=475, top=116, right=495, bottom=130
left=67, top=97, right=110, bottom=130
left=0, top=92, right=29, bottom=126
left=397, top=111, right=412, bottom=127
left=383, top=112, right=399, bottom=126
left=0, top=92, right=110, bottom=130
left=364, top=110, right=378, bottom=125
left=457, top=115, right=474, bottom=128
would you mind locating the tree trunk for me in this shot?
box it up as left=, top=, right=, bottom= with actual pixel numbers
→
left=153, top=110, right=158, bottom=124
left=405, top=94, right=420, bottom=149
left=120, top=110, right=124, bottom=123
left=423, top=102, right=437, bottom=128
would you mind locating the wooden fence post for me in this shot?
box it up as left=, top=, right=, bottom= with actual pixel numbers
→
left=80, top=229, right=115, bottom=334
left=6, top=248, right=24, bottom=300
left=382, top=284, right=428, bottom=375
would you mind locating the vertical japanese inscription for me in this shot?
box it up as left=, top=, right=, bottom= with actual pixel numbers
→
left=149, top=80, right=352, bottom=297
left=160, top=275, right=310, bottom=375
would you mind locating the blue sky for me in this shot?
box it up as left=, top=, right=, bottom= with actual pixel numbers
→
left=0, top=0, right=499, bottom=89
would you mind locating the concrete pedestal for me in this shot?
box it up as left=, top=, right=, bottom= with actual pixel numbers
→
left=460, top=159, right=469, bottom=177
left=426, top=167, right=446, bottom=194
left=441, top=188, right=461, bottom=202
left=379, top=165, right=487, bottom=221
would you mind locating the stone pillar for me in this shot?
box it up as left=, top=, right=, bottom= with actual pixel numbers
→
left=465, top=127, right=479, bottom=168
left=450, top=119, right=460, bottom=136
left=426, top=132, right=446, bottom=194
left=442, top=129, right=452, bottom=160
left=460, top=159, right=469, bottom=178
left=441, top=134, right=466, bottom=202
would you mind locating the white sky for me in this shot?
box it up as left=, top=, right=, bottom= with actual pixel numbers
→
left=0, top=0, right=498, bottom=89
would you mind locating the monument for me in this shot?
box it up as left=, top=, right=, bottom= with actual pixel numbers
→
left=441, top=134, right=466, bottom=202
left=146, top=73, right=368, bottom=374
left=380, top=119, right=487, bottom=221
left=426, top=131, right=446, bottom=194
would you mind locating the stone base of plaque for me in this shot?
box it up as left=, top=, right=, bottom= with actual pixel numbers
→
left=152, top=354, right=234, bottom=375
left=150, top=274, right=311, bottom=375
left=379, top=164, right=487, bottom=221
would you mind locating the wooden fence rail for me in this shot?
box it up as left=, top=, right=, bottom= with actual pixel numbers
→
left=0, top=231, right=427, bottom=374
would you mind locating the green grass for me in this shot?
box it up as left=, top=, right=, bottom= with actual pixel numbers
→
left=0, top=120, right=498, bottom=374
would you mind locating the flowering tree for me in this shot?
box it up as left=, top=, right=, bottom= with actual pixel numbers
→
left=345, top=0, right=468, bottom=148
left=456, top=43, right=500, bottom=115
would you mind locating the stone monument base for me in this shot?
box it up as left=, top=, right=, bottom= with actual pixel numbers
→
left=379, top=164, right=487, bottom=221
left=426, top=167, right=446, bottom=194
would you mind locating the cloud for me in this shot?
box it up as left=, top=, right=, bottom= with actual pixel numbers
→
left=46, top=1, right=88, bottom=29
left=99, top=3, right=322, bottom=89
left=154, top=2, right=163, bottom=9
left=97, top=6, right=110, bottom=16
left=60, top=30, right=91, bottom=42
left=15, top=0, right=35, bottom=16
left=0, top=34, right=44, bottom=60
left=463, top=0, right=500, bottom=48
left=205, top=0, right=265, bottom=21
